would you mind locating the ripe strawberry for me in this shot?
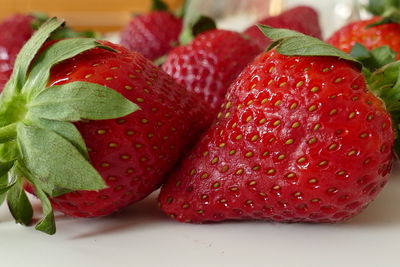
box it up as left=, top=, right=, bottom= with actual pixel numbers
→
left=0, top=14, right=35, bottom=91
left=0, top=18, right=212, bottom=234
left=243, top=6, right=322, bottom=50
left=0, top=13, right=95, bottom=91
left=162, top=29, right=261, bottom=112
left=159, top=27, right=395, bottom=223
left=327, top=17, right=400, bottom=59
left=44, top=41, right=212, bottom=218
left=120, top=0, right=183, bottom=61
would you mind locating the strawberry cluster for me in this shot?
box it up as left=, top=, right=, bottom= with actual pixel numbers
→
left=0, top=0, right=399, bottom=234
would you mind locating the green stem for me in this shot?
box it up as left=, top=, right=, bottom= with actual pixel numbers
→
left=0, top=123, right=17, bottom=143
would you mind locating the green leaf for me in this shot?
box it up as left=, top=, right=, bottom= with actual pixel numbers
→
left=368, top=62, right=400, bottom=157
left=28, top=117, right=88, bottom=159
left=0, top=176, right=17, bottom=195
left=17, top=123, right=107, bottom=192
left=351, top=43, right=397, bottom=73
left=258, top=25, right=361, bottom=67
left=0, top=161, right=14, bottom=177
left=192, top=16, right=216, bottom=37
left=0, top=161, right=16, bottom=195
left=21, top=168, right=56, bottom=235
left=1, top=18, right=64, bottom=98
left=179, top=15, right=216, bottom=45
left=7, top=177, right=33, bottom=226
left=0, top=123, right=17, bottom=144
left=23, top=38, right=108, bottom=98
left=152, top=0, right=169, bottom=11
left=33, top=186, right=56, bottom=235
left=367, top=0, right=400, bottom=16
left=0, top=174, right=10, bottom=205
left=0, top=141, right=20, bottom=162
left=27, top=81, right=139, bottom=121
left=50, top=28, right=97, bottom=40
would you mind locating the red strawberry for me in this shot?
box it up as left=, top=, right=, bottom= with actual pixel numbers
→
left=0, top=18, right=212, bottom=234
left=327, top=17, right=400, bottom=59
left=162, top=29, right=261, bottom=112
left=120, top=0, right=183, bottom=61
left=44, top=41, right=212, bottom=218
left=0, top=14, right=35, bottom=91
left=243, top=6, right=322, bottom=50
left=158, top=27, right=395, bottom=223
left=0, top=13, right=95, bottom=91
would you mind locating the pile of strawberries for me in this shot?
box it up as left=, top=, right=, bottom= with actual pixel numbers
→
left=0, top=0, right=399, bottom=234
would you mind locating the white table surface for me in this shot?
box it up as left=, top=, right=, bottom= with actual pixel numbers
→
left=1, top=165, right=400, bottom=267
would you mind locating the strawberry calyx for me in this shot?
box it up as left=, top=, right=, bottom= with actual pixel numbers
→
left=152, top=0, right=169, bottom=12
left=259, top=25, right=400, bottom=155
left=0, top=18, right=139, bottom=234
left=350, top=43, right=397, bottom=72
left=366, top=0, right=400, bottom=27
left=259, top=25, right=360, bottom=66
left=179, top=15, right=216, bottom=45
left=367, top=0, right=400, bottom=17
left=31, top=12, right=97, bottom=39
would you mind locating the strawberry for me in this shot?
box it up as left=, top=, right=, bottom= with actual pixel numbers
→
left=158, top=27, right=396, bottom=224
left=327, top=17, right=400, bottom=59
left=120, top=0, right=183, bottom=61
left=327, top=0, right=400, bottom=59
left=0, top=13, right=95, bottom=91
left=162, top=29, right=261, bottom=112
left=0, top=18, right=212, bottom=234
left=243, top=6, right=322, bottom=50
left=0, top=14, right=35, bottom=91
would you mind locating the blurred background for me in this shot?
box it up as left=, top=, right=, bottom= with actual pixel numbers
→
left=0, top=0, right=369, bottom=37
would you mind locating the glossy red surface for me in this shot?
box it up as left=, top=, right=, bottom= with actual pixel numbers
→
left=159, top=50, right=394, bottom=223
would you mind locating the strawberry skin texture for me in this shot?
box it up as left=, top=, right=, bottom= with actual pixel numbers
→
left=0, top=14, right=34, bottom=91
left=121, top=11, right=183, bottom=61
left=327, top=17, right=400, bottom=59
left=244, top=6, right=322, bottom=50
left=159, top=50, right=394, bottom=223
left=162, top=29, right=261, bottom=112
left=34, top=41, right=212, bottom=218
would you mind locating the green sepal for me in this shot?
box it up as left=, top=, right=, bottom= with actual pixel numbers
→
left=0, top=161, right=16, bottom=206
left=0, top=163, right=17, bottom=195
left=28, top=117, right=88, bottom=159
left=0, top=174, right=8, bottom=205
left=179, top=15, right=216, bottom=45
left=368, top=61, right=400, bottom=155
left=32, top=12, right=96, bottom=39
left=366, top=0, right=400, bottom=26
left=33, top=186, right=56, bottom=235
left=259, top=25, right=361, bottom=67
left=27, top=81, right=139, bottom=121
left=369, top=61, right=400, bottom=111
left=0, top=123, right=17, bottom=144
left=7, top=175, right=33, bottom=226
left=17, top=123, right=107, bottom=193
left=17, top=165, right=56, bottom=235
left=350, top=43, right=397, bottom=75
left=1, top=18, right=64, bottom=99
left=0, top=161, right=15, bottom=180
left=152, top=0, right=169, bottom=11
left=367, top=0, right=400, bottom=16
left=23, top=38, right=108, bottom=98
left=0, top=142, right=19, bottom=162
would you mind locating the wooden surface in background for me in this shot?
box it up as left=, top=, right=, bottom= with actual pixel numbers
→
left=0, top=0, right=184, bottom=32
